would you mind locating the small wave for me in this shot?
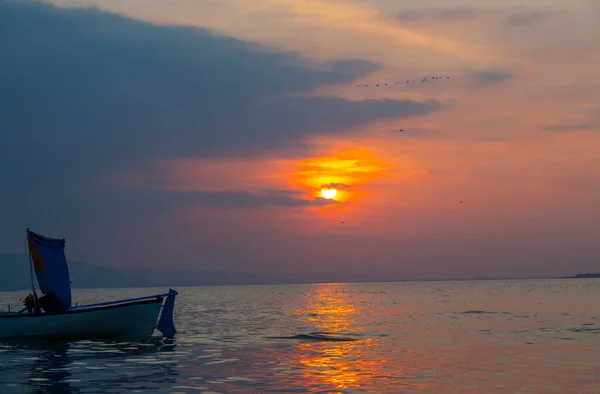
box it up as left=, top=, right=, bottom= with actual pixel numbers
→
left=567, top=325, right=600, bottom=334
left=538, top=327, right=561, bottom=332
left=266, top=332, right=360, bottom=342
left=460, top=310, right=512, bottom=315
left=199, top=308, right=230, bottom=314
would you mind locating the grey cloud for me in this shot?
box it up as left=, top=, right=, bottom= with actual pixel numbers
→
left=321, top=183, right=351, bottom=190
left=0, top=1, right=437, bottom=189
left=505, top=12, right=544, bottom=27
left=81, top=188, right=337, bottom=218
left=89, top=188, right=337, bottom=214
left=395, top=7, right=546, bottom=28
left=542, top=123, right=599, bottom=132
left=0, top=1, right=439, bottom=267
left=154, top=189, right=337, bottom=208
left=396, top=8, right=478, bottom=22
left=467, top=71, right=515, bottom=85
left=0, top=186, right=333, bottom=243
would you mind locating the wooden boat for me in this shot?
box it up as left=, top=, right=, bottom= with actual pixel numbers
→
left=0, top=229, right=178, bottom=340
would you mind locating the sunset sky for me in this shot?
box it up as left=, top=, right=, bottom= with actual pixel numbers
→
left=1, top=0, right=599, bottom=280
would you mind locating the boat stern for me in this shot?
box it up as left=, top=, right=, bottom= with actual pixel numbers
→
left=157, top=288, right=178, bottom=338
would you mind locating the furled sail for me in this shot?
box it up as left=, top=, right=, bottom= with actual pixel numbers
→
left=26, top=229, right=72, bottom=310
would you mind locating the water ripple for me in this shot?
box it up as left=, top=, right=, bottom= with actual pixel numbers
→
left=0, top=280, right=599, bottom=393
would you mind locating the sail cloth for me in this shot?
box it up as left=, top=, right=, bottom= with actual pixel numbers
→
left=26, top=229, right=72, bottom=311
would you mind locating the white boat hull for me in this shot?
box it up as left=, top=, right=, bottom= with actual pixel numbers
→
left=0, top=298, right=163, bottom=340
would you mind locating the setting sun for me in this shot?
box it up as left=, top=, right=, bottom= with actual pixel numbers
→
left=321, top=188, right=337, bottom=200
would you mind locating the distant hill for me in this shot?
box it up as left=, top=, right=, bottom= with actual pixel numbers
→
left=0, top=254, right=373, bottom=291
left=561, top=273, right=600, bottom=279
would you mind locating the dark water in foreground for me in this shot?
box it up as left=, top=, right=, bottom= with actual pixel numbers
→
left=1, top=279, right=599, bottom=393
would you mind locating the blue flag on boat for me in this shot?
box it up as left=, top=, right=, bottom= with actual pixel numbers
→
left=26, top=229, right=72, bottom=310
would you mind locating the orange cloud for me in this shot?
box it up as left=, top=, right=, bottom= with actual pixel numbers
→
left=286, top=148, right=391, bottom=205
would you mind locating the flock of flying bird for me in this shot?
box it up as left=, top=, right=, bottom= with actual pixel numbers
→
left=335, top=75, right=461, bottom=224
left=353, top=76, right=452, bottom=132
left=355, top=76, right=450, bottom=88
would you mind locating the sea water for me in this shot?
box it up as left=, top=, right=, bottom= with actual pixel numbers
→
left=0, top=279, right=599, bottom=393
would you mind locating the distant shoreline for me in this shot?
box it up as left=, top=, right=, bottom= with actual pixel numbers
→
left=0, top=275, right=593, bottom=293
left=560, top=273, right=600, bottom=279
left=1, top=253, right=598, bottom=291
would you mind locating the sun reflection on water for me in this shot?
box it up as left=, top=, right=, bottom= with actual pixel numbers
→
left=295, top=283, right=358, bottom=333
left=291, top=283, right=383, bottom=390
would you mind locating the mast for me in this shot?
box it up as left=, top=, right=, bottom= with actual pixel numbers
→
left=26, top=228, right=39, bottom=313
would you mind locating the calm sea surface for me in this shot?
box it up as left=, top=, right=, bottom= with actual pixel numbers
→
left=0, top=279, right=599, bottom=393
